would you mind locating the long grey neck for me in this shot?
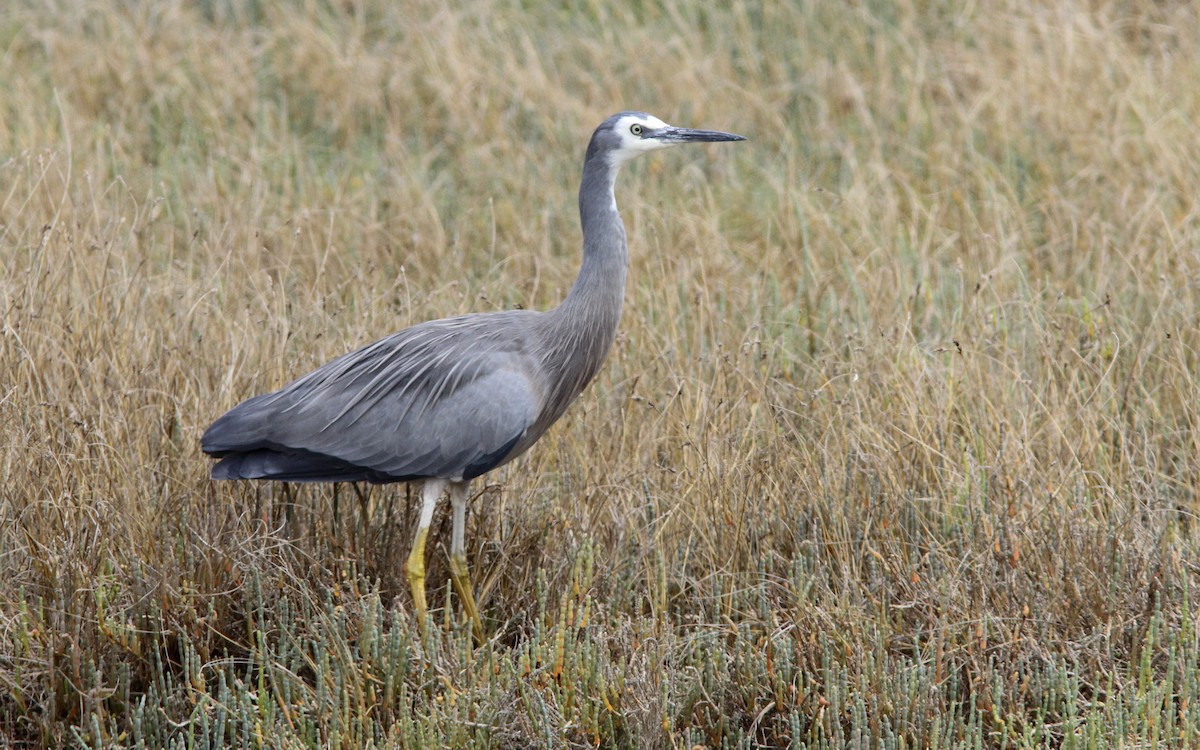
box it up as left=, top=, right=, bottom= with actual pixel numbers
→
left=542, top=150, right=627, bottom=401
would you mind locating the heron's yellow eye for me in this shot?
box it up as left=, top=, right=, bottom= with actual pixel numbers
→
left=630, top=124, right=643, bottom=136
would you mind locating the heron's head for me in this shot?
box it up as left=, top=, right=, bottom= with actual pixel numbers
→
left=589, top=111, right=745, bottom=166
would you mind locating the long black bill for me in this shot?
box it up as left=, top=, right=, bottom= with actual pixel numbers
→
left=654, top=126, right=747, bottom=143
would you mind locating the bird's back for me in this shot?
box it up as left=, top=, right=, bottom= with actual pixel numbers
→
left=202, top=310, right=554, bottom=483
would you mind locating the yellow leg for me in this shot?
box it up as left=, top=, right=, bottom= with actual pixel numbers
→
left=406, top=479, right=447, bottom=632
left=449, top=552, right=484, bottom=643
left=449, top=482, right=484, bottom=642
left=405, top=526, right=429, bottom=628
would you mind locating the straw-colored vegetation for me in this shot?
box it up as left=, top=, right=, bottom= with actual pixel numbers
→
left=4, top=0, right=1200, bottom=746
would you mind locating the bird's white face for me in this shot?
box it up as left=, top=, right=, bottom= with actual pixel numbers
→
left=608, top=113, right=675, bottom=164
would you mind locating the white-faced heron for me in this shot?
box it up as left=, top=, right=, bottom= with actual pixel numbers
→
left=202, top=111, right=745, bottom=638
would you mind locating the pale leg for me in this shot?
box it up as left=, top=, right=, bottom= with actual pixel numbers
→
left=406, top=478, right=447, bottom=630
left=448, top=481, right=484, bottom=641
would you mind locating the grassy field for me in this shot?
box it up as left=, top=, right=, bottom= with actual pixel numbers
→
left=3, top=0, right=1200, bottom=746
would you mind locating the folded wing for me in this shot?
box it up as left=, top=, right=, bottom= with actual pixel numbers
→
left=201, top=313, right=542, bottom=483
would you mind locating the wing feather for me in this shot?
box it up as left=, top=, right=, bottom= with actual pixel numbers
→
left=202, top=311, right=544, bottom=481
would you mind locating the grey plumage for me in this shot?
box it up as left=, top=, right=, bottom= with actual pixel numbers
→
left=204, top=312, right=546, bottom=482
left=202, top=111, right=745, bottom=636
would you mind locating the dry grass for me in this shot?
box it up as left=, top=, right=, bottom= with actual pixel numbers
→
left=3, top=0, right=1200, bottom=747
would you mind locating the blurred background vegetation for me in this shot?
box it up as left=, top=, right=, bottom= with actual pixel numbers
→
left=3, top=0, right=1200, bottom=747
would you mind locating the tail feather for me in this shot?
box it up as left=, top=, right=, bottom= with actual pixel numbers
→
left=210, top=448, right=402, bottom=484
left=201, top=393, right=276, bottom=457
